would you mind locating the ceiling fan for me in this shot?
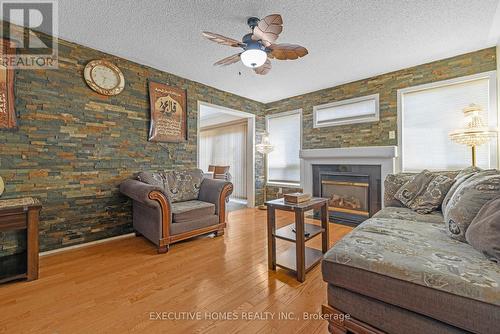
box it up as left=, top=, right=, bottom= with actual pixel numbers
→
left=202, top=14, right=308, bottom=75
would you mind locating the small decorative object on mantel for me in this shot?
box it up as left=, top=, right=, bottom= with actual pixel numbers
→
left=0, top=39, right=16, bottom=129
left=449, top=104, right=498, bottom=167
left=284, top=192, right=312, bottom=204
left=84, top=59, right=125, bottom=96
left=148, top=81, right=187, bottom=143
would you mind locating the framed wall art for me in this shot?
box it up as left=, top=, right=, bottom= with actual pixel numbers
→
left=0, top=39, right=16, bottom=130
left=148, top=81, right=187, bottom=142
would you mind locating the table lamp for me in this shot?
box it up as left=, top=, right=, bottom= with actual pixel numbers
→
left=256, top=132, right=274, bottom=210
left=449, top=104, right=497, bottom=167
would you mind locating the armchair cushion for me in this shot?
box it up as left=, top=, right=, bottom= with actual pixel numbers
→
left=170, top=215, right=219, bottom=235
left=137, top=169, right=204, bottom=203
left=137, top=171, right=167, bottom=189
left=164, top=169, right=204, bottom=203
left=171, top=200, right=215, bottom=224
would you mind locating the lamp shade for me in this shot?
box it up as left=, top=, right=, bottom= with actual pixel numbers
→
left=256, top=132, right=274, bottom=154
left=240, top=49, right=267, bottom=68
left=449, top=104, right=497, bottom=147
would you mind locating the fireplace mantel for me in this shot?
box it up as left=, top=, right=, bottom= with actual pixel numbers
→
left=299, top=146, right=398, bottom=207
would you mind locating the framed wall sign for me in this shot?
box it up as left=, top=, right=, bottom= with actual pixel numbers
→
left=0, top=39, right=16, bottom=129
left=148, top=81, right=187, bottom=143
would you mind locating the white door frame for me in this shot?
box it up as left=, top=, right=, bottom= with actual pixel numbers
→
left=197, top=101, right=256, bottom=207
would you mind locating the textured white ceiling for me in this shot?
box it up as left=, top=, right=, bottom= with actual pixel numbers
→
left=51, top=0, right=500, bottom=103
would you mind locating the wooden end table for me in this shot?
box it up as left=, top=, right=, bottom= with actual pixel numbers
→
left=0, top=197, right=41, bottom=283
left=266, top=197, right=329, bottom=282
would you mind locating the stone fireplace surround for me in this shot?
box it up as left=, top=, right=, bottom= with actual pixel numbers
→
left=300, top=146, right=398, bottom=209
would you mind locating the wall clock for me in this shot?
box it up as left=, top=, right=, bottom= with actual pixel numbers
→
left=84, top=60, right=125, bottom=96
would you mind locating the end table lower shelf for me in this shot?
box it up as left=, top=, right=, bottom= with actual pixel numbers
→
left=276, top=245, right=323, bottom=273
left=274, top=223, right=324, bottom=242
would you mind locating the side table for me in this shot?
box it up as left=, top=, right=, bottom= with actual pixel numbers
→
left=266, top=197, right=329, bottom=282
left=0, top=197, right=41, bottom=283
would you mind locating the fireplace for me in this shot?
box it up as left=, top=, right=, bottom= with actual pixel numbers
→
left=313, top=164, right=381, bottom=226
left=322, top=175, right=370, bottom=217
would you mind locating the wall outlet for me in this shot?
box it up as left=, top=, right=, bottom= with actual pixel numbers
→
left=389, top=131, right=396, bottom=139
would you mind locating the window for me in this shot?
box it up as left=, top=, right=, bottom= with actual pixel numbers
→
left=398, top=72, right=498, bottom=171
left=313, top=94, right=379, bottom=128
left=266, top=110, right=302, bottom=185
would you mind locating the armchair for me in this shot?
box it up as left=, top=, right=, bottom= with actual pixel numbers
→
left=120, top=169, right=233, bottom=253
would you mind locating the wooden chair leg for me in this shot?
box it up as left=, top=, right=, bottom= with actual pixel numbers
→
left=214, top=229, right=224, bottom=237
left=158, top=245, right=169, bottom=254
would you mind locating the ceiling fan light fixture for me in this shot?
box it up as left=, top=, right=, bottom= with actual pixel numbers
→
left=240, top=49, right=267, bottom=68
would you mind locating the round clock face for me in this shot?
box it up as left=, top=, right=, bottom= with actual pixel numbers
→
left=91, top=65, right=119, bottom=89
left=84, top=60, right=125, bottom=96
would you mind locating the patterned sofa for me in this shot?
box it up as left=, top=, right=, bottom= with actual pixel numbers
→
left=120, top=169, right=233, bottom=253
left=321, top=169, right=500, bottom=334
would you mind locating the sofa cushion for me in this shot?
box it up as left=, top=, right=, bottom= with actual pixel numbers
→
left=466, top=197, right=500, bottom=263
left=385, top=170, right=459, bottom=209
left=171, top=200, right=215, bottom=224
left=408, top=174, right=454, bottom=214
left=384, top=173, right=415, bottom=207
left=394, top=170, right=435, bottom=207
left=322, top=217, right=500, bottom=307
left=373, top=207, right=443, bottom=224
left=327, top=284, right=473, bottom=334
left=442, top=166, right=482, bottom=217
left=325, top=268, right=499, bottom=334
left=444, top=170, right=500, bottom=242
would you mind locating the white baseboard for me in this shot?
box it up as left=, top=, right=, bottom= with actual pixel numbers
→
left=40, top=233, right=135, bottom=257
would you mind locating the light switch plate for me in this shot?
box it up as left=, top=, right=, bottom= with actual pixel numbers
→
left=389, top=131, right=396, bottom=139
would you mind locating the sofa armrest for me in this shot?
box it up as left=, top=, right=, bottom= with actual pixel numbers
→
left=198, top=179, right=233, bottom=217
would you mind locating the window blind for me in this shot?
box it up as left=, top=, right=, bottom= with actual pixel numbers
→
left=267, top=111, right=301, bottom=184
left=314, top=94, right=379, bottom=127
left=401, top=77, right=496, bottom=171
left=199, top=122, right=247, bottom=199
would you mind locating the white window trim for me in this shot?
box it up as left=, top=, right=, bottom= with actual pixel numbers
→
left=265, top=109, right=303, bottom=187
left=397, top=71, right=498, bottom=172
left=312, top=93, right=380, bottom=128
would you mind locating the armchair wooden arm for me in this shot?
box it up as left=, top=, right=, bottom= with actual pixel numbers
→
left=148, top=191, right=172, bottom=253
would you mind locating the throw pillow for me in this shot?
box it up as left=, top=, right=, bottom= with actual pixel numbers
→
left=465, top=197, right=500, bottom=263
left=442, top=166, right=482, bottom=217
left=444, top=170, right=500, bottom=242
left=407, top=174, right=455, bottom=214
left=383, top=173, right=415, bottom=207
left=164, top=169, right=204, bottom=203
left=137, top=171, right=167, bottom=188
left=394, top=170, right=435, bottom=207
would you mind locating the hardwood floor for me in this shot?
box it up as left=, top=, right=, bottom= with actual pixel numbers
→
left=0, top=208, right=352, bottom=334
